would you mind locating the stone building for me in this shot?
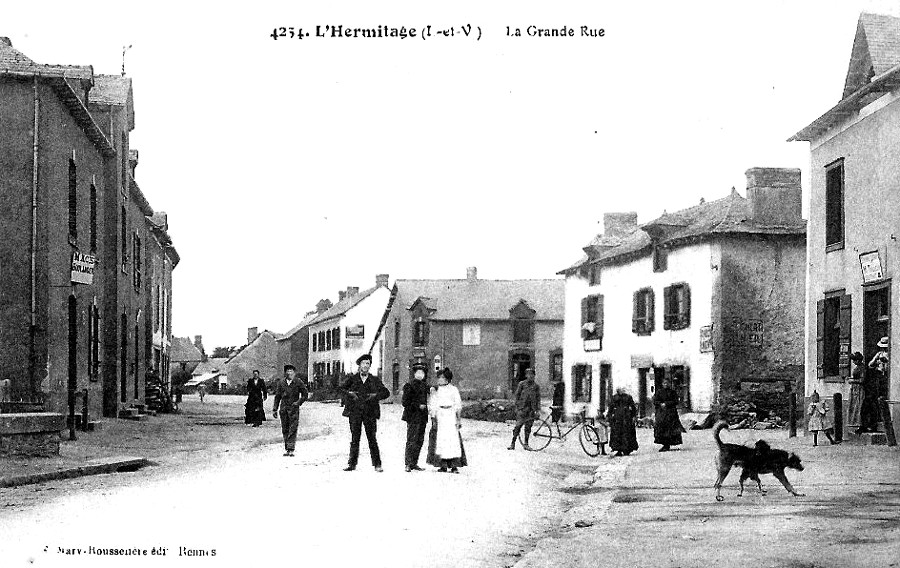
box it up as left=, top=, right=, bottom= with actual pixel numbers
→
left=276, top=300, right=332, bottom=385
left=790, top=12, right=900, bottom=438
left=0, top=39, right=177, bottom=424
left=377, top=268, right=564, bottom=399
left=307, top=276, right=391, bottom=388
left=225, top=327, right=282, bottom=387
left=559, top=169, right=807, bottom=419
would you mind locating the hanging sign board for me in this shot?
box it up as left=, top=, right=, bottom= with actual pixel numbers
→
left=859, top=251, right=883, bottom=283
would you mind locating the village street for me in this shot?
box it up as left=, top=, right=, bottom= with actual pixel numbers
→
left=1, top=396, right=898, bottom=568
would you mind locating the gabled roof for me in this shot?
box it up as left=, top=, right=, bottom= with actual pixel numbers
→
left=791, top=12, right=900, bottom=142
left=192, top=358, right=229, bottom=376
left=308, top=285, right=382, bottom=326
left=391, top=279, right=565, bottom=321
left=90, top=74, right=135, bottom=130
left=0, top=37, right=93, bottom=81
left=277, top=312, right=320, bottom=342
left=227, top=330, right=279, bottom=362
left=559, top=190, right=806, bottom=275
left=170, top=337, right=203, bottom=363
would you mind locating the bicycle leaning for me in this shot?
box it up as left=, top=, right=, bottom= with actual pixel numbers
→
left=519, top=406, right=609, bottom=456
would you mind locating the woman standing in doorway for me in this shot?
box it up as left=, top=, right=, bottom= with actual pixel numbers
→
left=426, top=368, right=467, bottom=473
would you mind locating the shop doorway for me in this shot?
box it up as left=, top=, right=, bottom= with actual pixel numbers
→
left=864, top=282, right=891, bottom=425
left=509, top=351, right=533, bottom=392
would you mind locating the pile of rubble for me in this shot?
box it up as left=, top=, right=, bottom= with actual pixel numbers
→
left=719, top=400, right=786, bottom=430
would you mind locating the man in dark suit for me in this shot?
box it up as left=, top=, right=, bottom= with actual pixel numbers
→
left=272, top=364, right=308, bottom=457
left=340, top=353, right=390, bottom=471
left=402, top=364, right=430, bottom=472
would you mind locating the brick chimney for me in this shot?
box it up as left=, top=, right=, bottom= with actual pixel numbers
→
left=375, top=274, right=389, bottom=288
left=466, top=267, right=478, bottom=281
left=346, top=286, right=359, bottom=297
left=745, top=167, right=802, bottom=225
left=603, top=212, right=638, bottom=238
left=194, top=335, right=203, bottom=349
left=315, top=299, right=332, bottom=313
left=338, top=291, right=347, bottom=301
left=248, top=327, right=259, bottom=345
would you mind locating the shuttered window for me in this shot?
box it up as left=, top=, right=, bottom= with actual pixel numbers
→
left=663, top=283, right=691, bottom=330
left=571, top=364, right=593, bottom=403
left=632, top=288, right=655, bottom=335
left=825, top=160, right=844, bottom=249
left=68, top=159, right=78, bottom=241
left=580, top=295, right=604, bottom=343
left=816, top=292, right=851, bottom=380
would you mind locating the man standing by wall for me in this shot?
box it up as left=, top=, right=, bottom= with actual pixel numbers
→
left=272, top=364, right=308, bottom=457
left=340, top=354, right=390, bottom=471
left=509, top=368, right=541, bottom=450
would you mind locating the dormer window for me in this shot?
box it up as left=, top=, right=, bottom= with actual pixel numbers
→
left=510, top=300, right=536, bottom=344
left=652, top=245, right=668, bottom=272
left=413, top=319, right=428, bottom=347
left=588, top=265, right=601, bottom=286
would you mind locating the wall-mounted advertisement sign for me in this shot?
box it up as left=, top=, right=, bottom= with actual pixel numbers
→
left=71, top=252, right=96, bottom=285
left=859, top=250, right=883, bottom=283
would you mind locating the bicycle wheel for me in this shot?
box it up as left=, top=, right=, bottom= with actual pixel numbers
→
left=579, top=424, right=602, bottom=457
left=520, top=417, right=553, bottom=451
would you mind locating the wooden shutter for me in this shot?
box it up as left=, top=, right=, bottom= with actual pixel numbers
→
left=682, top=284, right=691, bottom=328
left=816, top=299, right=825, bottom=379
left=586, top=364, right=593, bottom=402
left=647, top=289, right=656, bottom=333
left=581, top=297, right=590, bottom=339
left=683, top=367, right=691, bottom=411
left=596, top=295, right=604, bottom=337
left=839, top=294, right=852, bottom=378
left=663, top=285, right=672, bottom=330
left=632, top=291, right=640, bottom=333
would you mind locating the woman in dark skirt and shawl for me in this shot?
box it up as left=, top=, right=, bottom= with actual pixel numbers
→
left=244, top=370, right=268, bottom=426
left=426, top=368, right=467, bottom=473
left=653, top=378, right=683, bottom=451
left=607, top=388, right=639, bottom=457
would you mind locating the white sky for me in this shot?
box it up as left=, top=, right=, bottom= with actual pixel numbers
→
left=5, top=0, right=899, bottom=349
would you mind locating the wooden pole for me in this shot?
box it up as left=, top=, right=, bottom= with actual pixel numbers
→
left=833, top=393, right=843, bottom=443
left=789, top=392, right=797, bottom=438
left=879, top=397, right=897, bottom=447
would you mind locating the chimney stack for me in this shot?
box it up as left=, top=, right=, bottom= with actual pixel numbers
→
left=466, top=267, right=478, bottom=281
left=338, top=291, right=347, bottom=301
left=603, top=212, right=639, bottom=238
left=375, top=273, right=389, bottom=288
left=248, top=327, right=259, bottom=345
left=346, top=286, right=359, bottom=297
left=194, top=335, right=203, bottom=349
left=745, top=167, right=802, bottom=225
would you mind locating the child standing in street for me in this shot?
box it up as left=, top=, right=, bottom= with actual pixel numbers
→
left=807, top=391, right=838, bottom=446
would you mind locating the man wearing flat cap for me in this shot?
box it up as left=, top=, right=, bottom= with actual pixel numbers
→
left=340, top=353, right=390, bottom=471
left=272, top=364, right=308, bottom=457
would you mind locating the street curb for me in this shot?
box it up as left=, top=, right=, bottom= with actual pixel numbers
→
left=0, top=456, right=150, bottom=488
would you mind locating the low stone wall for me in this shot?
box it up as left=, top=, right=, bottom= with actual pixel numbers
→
left=0, top=413, right=65, bottom=457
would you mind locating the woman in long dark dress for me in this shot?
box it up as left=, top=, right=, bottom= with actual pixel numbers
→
left=653, top=379, right=683, bottom=451
left=607, top=388, right=639, bottom=457
left=245, top=370, right=268, bottom=426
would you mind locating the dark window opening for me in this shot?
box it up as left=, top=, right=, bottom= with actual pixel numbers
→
left=653, top=246, right=668, bottom=272
left=121, top=205, right=128, bottom=272
left=413, top=320, right=428, bottom=347
left=588, top=265, right=601, bottom=286
left=663, top=284, right=691, bottom=330
left=817, top=292, right=852, bottom=381
left=325, top=328, right=332, bottom=350
left=68, top=159, right=77, bottom=241
left=822, top=296, right=841, bottom=376
left=89, top=183, right=97, bottom=251
left=394, top=319, right=401, bottom=347
left=512, top=319, right=534, bottom=344
left=581, top=295, right=603, bottom=342
left=571, top=364, right=592, bottom=403
left=825, top=161, right=844, bottom=248
left=632, top=288, right=655, bottom=335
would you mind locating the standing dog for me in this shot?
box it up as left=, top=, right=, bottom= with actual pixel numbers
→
left=713, top=420, right=805, bottom=501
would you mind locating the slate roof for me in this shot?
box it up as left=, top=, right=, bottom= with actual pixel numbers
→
left=192, top=358, right=229, bottom=376
left=170, top=337, right=203, bottom=363
left=91, top=75, right=131, bottom=105
left=559, top=190, right=806, bottom=275
left=227, top=330, right=279, bottom=362
left=308, top=285, right=382, bottom=325
left=391, top=279, right=565, bottom=321
left=792, top=12, right=900, bottom=142
left=0, top=37, right=93, bottom=80
left=277, top=313, right=320, bottom=342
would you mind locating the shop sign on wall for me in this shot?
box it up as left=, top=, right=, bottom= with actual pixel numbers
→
left=859, top=250, right=883, bottom=283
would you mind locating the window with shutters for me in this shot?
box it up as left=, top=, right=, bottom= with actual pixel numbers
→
left=825, top=159, right=844, bottom=250
left=632, top=288, right=655, bottom=335
left=325, top=327, right=332, bottom=350
left=571, top=364, right=592, bottom=403
left=318, top=330, right=326, bottom=352
left=652, top=246, right=667, bottom=272
left=581, top=294, right=603, bottom=349
left=588, top=264, right=601, bottom=286
left=332, top=327, right=340, bottom=350
left=817, top=291, right=851, bottom=381
left=663, top=283, right=691, bottom=330
left=312, top=332, right=317, bottom=352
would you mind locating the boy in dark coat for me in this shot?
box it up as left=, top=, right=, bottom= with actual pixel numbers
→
left=402, top=364, right=430, bottom=472
left=508, top=368, right=541, bottom=450
left=340, top=353, right=390, bottom=471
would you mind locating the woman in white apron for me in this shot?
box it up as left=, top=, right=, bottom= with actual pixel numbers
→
left=426, top=368, right=467, bottom=473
